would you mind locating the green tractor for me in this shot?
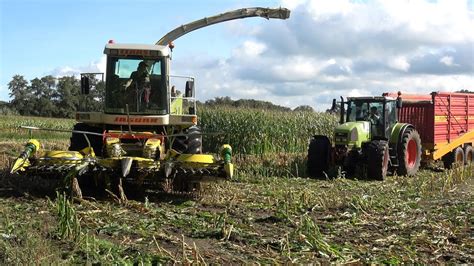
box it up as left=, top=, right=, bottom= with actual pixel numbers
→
left=308, top=94, right=422, bottom=179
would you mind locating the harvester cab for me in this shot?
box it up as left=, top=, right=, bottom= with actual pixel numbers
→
left=308, top=93, right=422, bottom=180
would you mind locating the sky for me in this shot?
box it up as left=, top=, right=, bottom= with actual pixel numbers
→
left=1, top=0, right=473, bottom=110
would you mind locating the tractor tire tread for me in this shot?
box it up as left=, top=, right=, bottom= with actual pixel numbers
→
left=366, top=140, right=389, bottom=180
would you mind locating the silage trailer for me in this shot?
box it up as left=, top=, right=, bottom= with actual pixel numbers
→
left=385, top=91, right=474, bottom=169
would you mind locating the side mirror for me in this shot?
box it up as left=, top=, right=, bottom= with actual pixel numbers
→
left=396, top=97, right=402, bottom=108
left=185, top=80, right=194, bottom=97
left=81, top=76, right=90, bottom=95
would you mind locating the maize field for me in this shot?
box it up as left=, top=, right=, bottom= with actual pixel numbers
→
left=0, top=110, right=472, bottom=264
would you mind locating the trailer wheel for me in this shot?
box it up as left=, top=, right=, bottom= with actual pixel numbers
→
left=367, top=140, right=389, bottom=180
left=397, top=128, right=421, bottom=176
left=464, top=145, right=473, bottom=165
left=307, top=136, right=330, bottom=177
left=442, top=147, right=465, bottom=169
left=69, top=123, right=103, bottom=156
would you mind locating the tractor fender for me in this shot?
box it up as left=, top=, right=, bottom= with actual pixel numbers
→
left=389, top=123, right=415, bottom=156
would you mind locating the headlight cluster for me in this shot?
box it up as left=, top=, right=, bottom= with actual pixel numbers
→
left=335, top=127, right=359, bottom=143
left=350, top=127, right=358, bottom=142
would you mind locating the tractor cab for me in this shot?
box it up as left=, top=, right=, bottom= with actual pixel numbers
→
left=330, top=94, right=403, bottom=152
left=343, top=96, right=400, bottom=140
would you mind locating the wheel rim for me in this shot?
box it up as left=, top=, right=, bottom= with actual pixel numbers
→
left=406, top=139, right=418, bottom=168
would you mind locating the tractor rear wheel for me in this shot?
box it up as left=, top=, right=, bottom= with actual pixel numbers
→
left=442, top=147, right=465, bottom=169
left=307, top=136, right=330, bottom=177
left=366, top=140, right=389, bottom=180
left=69, top=123, right=103, bottom=156
left=397, top=128, right=421, bottom=176
left=464, top=145, right=473, bottom=165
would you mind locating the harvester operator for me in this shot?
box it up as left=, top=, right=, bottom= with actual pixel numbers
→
left=123, top=61, right=152, bottom=111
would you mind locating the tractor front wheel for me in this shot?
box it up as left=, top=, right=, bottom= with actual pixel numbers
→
left=307, top=136, right=331, bottom=178
left=397, top=128, right=421, bottom=176
left=366, top=140, right=389, bottom=180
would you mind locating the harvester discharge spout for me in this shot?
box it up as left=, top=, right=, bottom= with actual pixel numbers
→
left=156, top=7, right=291, bottom=46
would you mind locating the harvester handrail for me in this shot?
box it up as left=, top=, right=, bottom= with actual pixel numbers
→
left=20, top=126, right=104, bottom=137
left=156, top=7, right=290, bottom=45
left=169, top=74, right=195, bottom=79
left=19, top=126, right=223, bottom=138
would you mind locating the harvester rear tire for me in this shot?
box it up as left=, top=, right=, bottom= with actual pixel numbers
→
left=397, top=128, right=421, bottom=176
left=69, top=123, right=103, bottom=156
left=442, top=147, right=464, bottom=169
left=464, top=145, right=473, bottom=165
left=366, top=140, right=389, bottom=180
left=307, top=136, right=330, bottom=178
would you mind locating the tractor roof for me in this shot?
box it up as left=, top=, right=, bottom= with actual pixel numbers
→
left=104, top=43, right=169, bottom=57
left=347, top=96, right=396, bottom=101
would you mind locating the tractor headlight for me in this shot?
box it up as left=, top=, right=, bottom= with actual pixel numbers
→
left=350, top=127, right=358, bottom=142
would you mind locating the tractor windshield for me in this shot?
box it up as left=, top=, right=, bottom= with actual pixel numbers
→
left=347, top=100, right=385, bottom=137
left=347, top=101, right=384, bottom=123
left=105, top=56, right=168, bottom=114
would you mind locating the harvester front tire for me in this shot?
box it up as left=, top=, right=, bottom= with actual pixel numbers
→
left=186, top=126, right=202, bottom=154
left=366, top=140, right=389, bottom=180
left=397, top=128, right=421, bottom=176
left=171, top=126, right=202, bottom=154
left=69, top=123, right=103, bottom=156
left=307, top=136, right=330, bottom=178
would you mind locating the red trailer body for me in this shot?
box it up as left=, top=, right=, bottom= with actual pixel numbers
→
left=384, top=92, right=474, bottom=161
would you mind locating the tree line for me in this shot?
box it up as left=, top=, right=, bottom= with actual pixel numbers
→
left=4, top=74, right=103, bottom=118
left=2, top=74, right=316, bottom=118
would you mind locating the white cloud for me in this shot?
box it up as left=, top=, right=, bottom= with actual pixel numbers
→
left=48, top=55, right=107, bottom=78
left=388, top=56, right=410, bottom=72
left=440, top=56, right=454, bottom=66
left=238, top=40, right=267, bottom=57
